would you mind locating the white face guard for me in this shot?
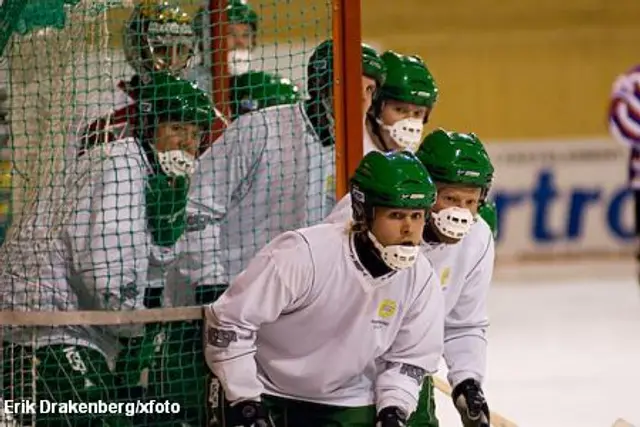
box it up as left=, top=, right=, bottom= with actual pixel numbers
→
left=380, top=117, right=424, bottom=152
left=431, top=206, right=476, bottom=240
left=227, top=49, right=252, bottom=75
left=156, top=149, right=196, bottom=177
left=321, top=95, right=336, bottom=140
left=368, top=231, right=421, bottom=270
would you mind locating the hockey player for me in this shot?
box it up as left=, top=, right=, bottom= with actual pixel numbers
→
left=229, top=70, right=301, bottom=120
left=188, top=0, right=259, bottom=92
left=608, top=65, right=640, bottom=285
left=364, top=50, right=438, bottom=154
left=325, top=129, right=495, bottom=427
left=73, top=0, right=227, bottom=159
left=73, top=0, right=196, bottom=156
left=170, top=38, right=387, bottom=298
left=0, top=71, right=214, bottom=427
left=204, top=150, right=444, bottom=427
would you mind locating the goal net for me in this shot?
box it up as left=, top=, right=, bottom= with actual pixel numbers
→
left=0, top=0, right=345, bottom=424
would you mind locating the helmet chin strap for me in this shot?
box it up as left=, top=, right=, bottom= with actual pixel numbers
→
left=367, top=231, right=421, bottom=271
left=377, top=117, right=423, bottom=152
left=431, top=206, right=476, bottom=241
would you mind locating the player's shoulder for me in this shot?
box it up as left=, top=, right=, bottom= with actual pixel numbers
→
left=83, top=137, right=147, bottom=175
left=461, top=217, right=494, bottom=259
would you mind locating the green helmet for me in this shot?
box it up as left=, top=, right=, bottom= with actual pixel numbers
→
left=375, top=50, right=438, bottom=111
left=123, top=0, right=195, bottom=75
left=227, top=0, right=258, bottom=32
left=230, top=71, right=301, bottom=119
left=138, top=70, right=215, bottom=128
left=350, top=151, right=436, bottom=222
left=307, top=39, right=387, bottom=96
left=415, top=129, right=494, bottom=191
left=362, top=43, right=386, bottom=88
left=478, top=200, right=498, bottom=240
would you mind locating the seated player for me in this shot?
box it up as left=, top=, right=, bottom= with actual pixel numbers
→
left=204, top=151, right=444, bottom=427
left=0, top=71, right=214, bottom=427
left=229, top=70, right=301, bottom=120
left=364, top=50, right=438, bottom=153
left=325, top=129, right=495, bottom=427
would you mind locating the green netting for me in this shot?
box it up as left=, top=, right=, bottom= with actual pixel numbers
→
left=0, top=0, right=333, bottom=424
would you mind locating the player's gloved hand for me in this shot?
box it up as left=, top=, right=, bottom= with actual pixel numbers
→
left=452, top=378, right=490, bottom=427
left=228, top=400, right=275, bottom=427
left=376, top=406, right=407, bottom=427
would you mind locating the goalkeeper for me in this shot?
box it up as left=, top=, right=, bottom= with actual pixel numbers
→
left=205, top=151, right=444, bottom=427
left=0, top=71, right=214, bottom=427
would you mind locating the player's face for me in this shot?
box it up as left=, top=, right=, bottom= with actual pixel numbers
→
left=362, top=75, right=377, bottom=116
left=155, top=122, right=200, bottom=156
left=370, top=207, right=426, bottom=247
left=380, top=99, right=429, bottom=126
left=432, top=184, right=482, bottom=215
left=227, top=23, right=253, bottom=50
left=151, top=43, right=193, bottom=73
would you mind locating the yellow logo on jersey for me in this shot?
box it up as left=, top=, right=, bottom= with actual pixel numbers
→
left=440, top=267, right=451, bottom=288
left=378, top=299, right=397, bottom=319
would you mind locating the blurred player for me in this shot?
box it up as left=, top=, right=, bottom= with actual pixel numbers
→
left=0, top=71, right=214, bottom=427
left=188, top=0, right=259, bottom=93
left=325, top=129, right=495, bottom=427
left=204, top=151, right=444, bottom=427
left=477, top=200, right=498, bottom=240
left=365, top=50, right=438, bottom=154
left=229, top=70, right=301, bottom=120
left=608, top=65, right=640, bottom=285
left=170, top=39, right=386, bottom=300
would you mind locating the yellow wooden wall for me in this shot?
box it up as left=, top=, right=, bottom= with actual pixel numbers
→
left=104, top=0, right=640, bottom=139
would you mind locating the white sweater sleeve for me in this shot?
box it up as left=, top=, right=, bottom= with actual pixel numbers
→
left=203, top=231, right=314, bottom=402
left=444, top=237, right=494, bottom=388
left=376, top=268, right=445, bottom=416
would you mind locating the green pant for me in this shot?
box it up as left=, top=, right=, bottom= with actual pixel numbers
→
left=118, top=285, right=226, bottom=427
left=2, top=343, right=133, bottom=427
left=208, top=376, right=376, bottom=427
left=407, top=376, right=439, bottom=427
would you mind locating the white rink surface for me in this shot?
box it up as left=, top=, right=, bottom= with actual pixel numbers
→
left=434, top=260, right=640, bottom=427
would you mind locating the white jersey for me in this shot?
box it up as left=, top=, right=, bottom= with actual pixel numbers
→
left=204, top=223, right=444, bottom=415
left=182, top=102, right=335, bottom=286
left=363, top=125, right=378, bottom=155
left=0, top=138, right=177, bottom=358
left=325, top=195, right=495, bottom=387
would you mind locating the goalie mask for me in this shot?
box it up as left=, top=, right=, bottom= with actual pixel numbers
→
left=137, top=71, right=215, bottom=178
left=350, top=151, right=436, bottom=270
left=372, top=51, right=438, bottom=152
left=415, top=129, right=494, bottom=241
left=124, top=0, right=195, bottom=75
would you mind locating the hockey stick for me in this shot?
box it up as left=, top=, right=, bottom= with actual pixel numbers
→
left=612, top=419, right=635, bottom=427
left=0, top=306, right=204, bottom=325
left=432, top=376, right=518, bottom=427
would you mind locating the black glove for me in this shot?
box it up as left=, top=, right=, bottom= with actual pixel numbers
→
left=228, top=400, right=275, bottom=427
left=451, top=378, right=490, bottom=427
left=376, top=406, right=407, bottom=427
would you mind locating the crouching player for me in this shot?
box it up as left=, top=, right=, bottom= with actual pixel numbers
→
left=325, top=130, right=496, bottom=427
left=204, top=151, right=445, bottom=427
left=0, top=70, right=214, bottom=427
